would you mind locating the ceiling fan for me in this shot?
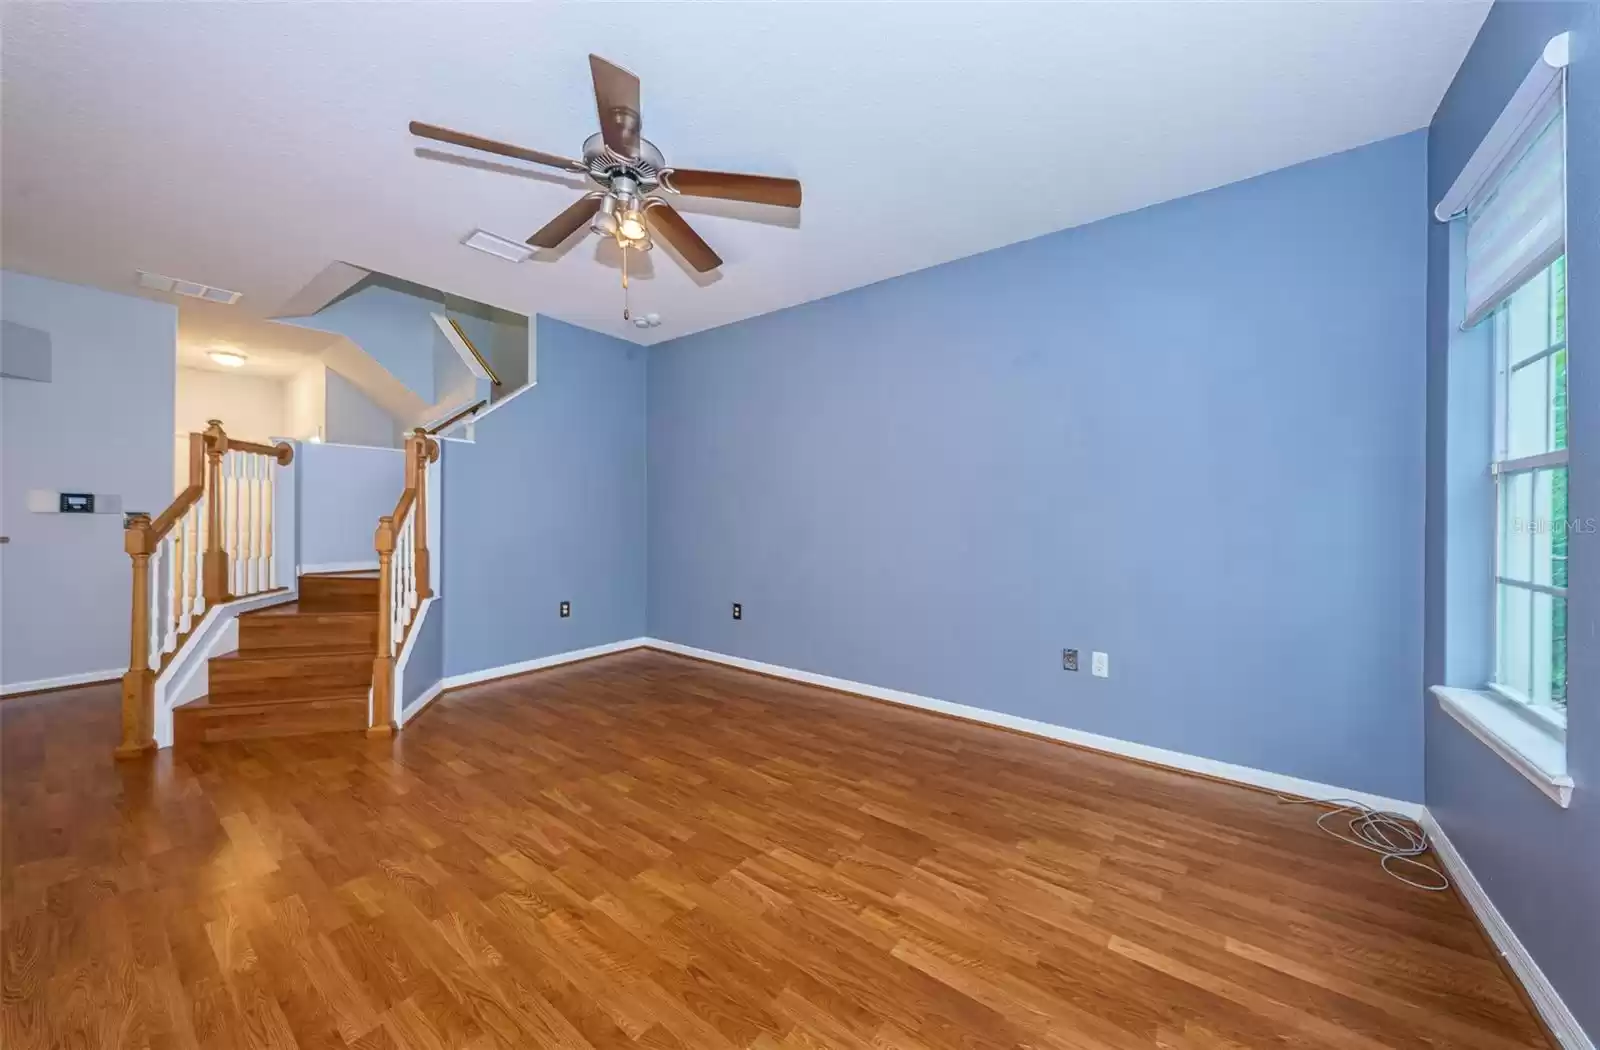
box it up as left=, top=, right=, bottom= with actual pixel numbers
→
left=411, top=55, right=802, bottom=280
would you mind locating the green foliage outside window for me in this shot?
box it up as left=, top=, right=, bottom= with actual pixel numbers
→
left=1552, top=256, right=1567, bottom=708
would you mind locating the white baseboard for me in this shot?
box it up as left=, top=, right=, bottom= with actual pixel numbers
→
left=400, top=679, right=448, bottom=724
left=407, top=635, right=1422, bottom=818
left=1, top=667, right=124, bottom=697
left=1422, top=812, right=1593, bottom=1049
left=300, top=560, right=378, bottom=575
left=399, top=637, right=654, bottom=722
left=641, top=639, right=1424, bottom=819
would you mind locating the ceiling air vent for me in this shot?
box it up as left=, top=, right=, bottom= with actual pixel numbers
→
left=136, top=270, right=242, bottom=305
left=461, top=229, right=534, bottom=264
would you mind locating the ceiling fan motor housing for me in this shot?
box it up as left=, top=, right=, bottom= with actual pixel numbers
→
left=583, top=132, right=664, bottom=194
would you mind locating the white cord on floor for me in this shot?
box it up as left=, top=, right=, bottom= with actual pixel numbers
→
left=1275, top=795, right=1450, bottom=892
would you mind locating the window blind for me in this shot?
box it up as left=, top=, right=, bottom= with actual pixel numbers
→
left=1463, top=96, right=1565, bottom=330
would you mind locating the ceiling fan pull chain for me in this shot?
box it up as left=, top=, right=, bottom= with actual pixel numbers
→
left=622, top=244, right=631, bottom=321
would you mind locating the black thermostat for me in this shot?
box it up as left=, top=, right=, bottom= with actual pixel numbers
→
left=59, top=493, right=95, bottom=513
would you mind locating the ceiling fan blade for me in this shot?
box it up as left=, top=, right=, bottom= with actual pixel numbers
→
left=644, top=200, right=722, bottom=272
left=527, top=194, right=604, bottom=249
left=663, top=169, right=802, bottom=208
left=589, top=54, right=642, bottom=160
left=410, top=121, right=587, bottom=173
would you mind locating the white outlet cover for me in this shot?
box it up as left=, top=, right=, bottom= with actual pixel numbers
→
left=1092, top=652, right=1109, bottom=678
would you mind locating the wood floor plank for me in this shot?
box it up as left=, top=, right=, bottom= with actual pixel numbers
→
left=0, top=652, right=1555, bottom=1049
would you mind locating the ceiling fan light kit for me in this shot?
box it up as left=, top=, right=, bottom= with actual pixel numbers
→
left=411, top=53, right=802, bottom=324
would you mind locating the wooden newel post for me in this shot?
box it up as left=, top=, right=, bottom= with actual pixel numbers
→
left=411, top=428, right=436, bottom=601
left=370, top=515, right=397, bottom=737
left=116, top=514, right=156, bottom=759
left=201, top=419, right=231, bottom=606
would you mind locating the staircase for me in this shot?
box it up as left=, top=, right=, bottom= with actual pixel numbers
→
left=118, top=421, right=437, bottom=757
left=172, top=574, right=379, bottom=745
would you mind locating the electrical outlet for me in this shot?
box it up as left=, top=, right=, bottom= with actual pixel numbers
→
left=1062, top=648, right=1078, bottom=672
left=1092, top=651, right=1109, bottom=678
left=559, top=601, right=571, bottom=618
left=732, top=602, right=743, bottom=620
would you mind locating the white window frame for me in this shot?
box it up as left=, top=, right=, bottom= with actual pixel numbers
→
left=1487, top=260, right=1567, bottom=731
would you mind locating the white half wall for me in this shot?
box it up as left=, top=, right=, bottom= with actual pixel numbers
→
left=295, top=440, right=405, bottom=571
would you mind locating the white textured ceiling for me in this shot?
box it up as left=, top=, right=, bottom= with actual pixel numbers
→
left=1, top=2, right=1487, bottom=345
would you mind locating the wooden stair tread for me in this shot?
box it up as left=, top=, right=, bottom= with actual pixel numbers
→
left=176, top=692, right=367, bottom=712
left=244, top=602, right=375, bottom=620
left=173, top=692, right=368, bottom=745
left=180, top=572, right=385, bottom=744
left=238, top=601, right=378, bottom=656
left=211, top=646, right=374, bottom=663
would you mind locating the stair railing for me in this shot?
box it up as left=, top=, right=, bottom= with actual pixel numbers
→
left=371, top=428, right=439, bottom=734
left=117, top=420, right=294, bottom=758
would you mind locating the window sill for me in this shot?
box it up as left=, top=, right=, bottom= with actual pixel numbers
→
left=1431, top=686, right=1572, bottom=807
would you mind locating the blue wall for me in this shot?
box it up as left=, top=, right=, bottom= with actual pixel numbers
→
left=648, top=132, right=1428, bottom=802
left=1, top=271, right=177, bottom=689
left=1424, top=2, right=1599, bottom=1037
left=400, top=599, right=443, bottom=718
left=442, top=317, right=647, bottom=677
left=281, top=277, right=448, bottom=404
left=296, top=441, right=405, bottom=570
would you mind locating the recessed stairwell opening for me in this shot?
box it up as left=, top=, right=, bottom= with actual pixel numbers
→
left=270, top=269, right=535, bottom=442
left=173, top=298, right=412, bottom=479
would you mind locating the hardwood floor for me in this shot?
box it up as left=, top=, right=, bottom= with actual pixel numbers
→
left=2, top=649, right=1551, bottom=1049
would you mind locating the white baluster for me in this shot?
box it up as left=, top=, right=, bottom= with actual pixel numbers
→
left=405, top=516, right=417, bottom=616
left=265, top=456, right=276, bottom=590
left=222, top=452, right=233, bottom=596
left=240, top=453, right=253, bottom=596
left=248, top=454, right=260, bottom=595
left=397, top=525, right=406, bottom=652
left=193, top=493, right=207, bottom=619
left=398, top=516, right=412, bottom=631
left=179, top=503, right=189, bottom=630
left=392, top=521, right=406, bottom=656
left=230, top=452, right=243, bottom=596
left=147, top=537, right=164, bottom=670
left=248, top=454, right=260, bottom=594
left=257, top=453, right=269, bottom=593
left=161, top=533, right=179, bottom=657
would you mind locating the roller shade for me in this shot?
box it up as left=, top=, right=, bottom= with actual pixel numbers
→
left=1463, top=97, right=1565, bottom=330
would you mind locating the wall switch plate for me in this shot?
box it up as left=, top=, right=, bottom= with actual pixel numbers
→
left=1092, top=651, right=1109, bottom=678
left=732, top=602, right=742, bottom=620
left=1062, top=649, right=1078, bottom=672
left=559, top=601, right=571, bottom=618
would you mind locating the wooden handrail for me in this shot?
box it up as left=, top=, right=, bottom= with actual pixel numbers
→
left=414, top=428, right=438, bottom=602
left=446, top=317, right=502, bottom=387
left=117, top=420, right=294, bottom=759
left=388, top=488, right=417, bottom=526
left=148, top=432, right=208, bottom=542
left=428, top=399, right=487, bottom=435
left=370, top=428, right=439, bottom=736
left=227, top=437, right=296, bottom=462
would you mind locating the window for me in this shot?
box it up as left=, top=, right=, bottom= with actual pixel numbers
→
left=1491, top=256, right=1568, bottom=726
left=1432, top=33, right=1572, bottom=805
